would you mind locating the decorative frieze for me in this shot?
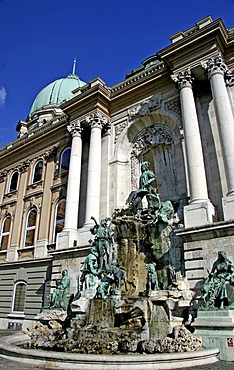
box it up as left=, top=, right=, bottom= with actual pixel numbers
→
left=128, top=94, right=161, bottom=118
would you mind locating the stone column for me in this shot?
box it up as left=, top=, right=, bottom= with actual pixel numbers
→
left=202, top=55, right=234, bottom=220
left=57, top=122, right=82, bottom=249
left=84, top=112, right=107, bottom=226
left=172, top=69, right=214, bottom=227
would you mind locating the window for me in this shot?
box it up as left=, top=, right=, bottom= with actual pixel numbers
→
left=43, top=280, right=51, bottom=307
left=9, top=171, right=19, bottom=192
left=12, top=281, right=27, bottom=313
left=24, top=208, right=37, bottom=247
left=0, top=215, right=11, bottom=250
left=53, top=199, right=66, bottom=242
left=32, top=160, right=43, bottom=183
left=59, top=147, right=71, bottom=173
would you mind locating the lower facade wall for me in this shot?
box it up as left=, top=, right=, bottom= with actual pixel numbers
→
left=0, top=259, right=52, bottom=330
left=177, top=222, right=234, bottom=293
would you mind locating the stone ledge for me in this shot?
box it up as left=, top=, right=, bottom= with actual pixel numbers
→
left=0, top=332, right=219, bottom=370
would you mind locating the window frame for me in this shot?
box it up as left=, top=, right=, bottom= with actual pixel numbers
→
left=32, top=159, right=44, bottom=184
left=8, top=170, right=19, bottom=192
left=52, top=199, right=66, bottom=243
left=0, top=214, right=11, bottom=251
left=59, top=147, right=71, bottom=174
left=23, top=207, right=37, bottom=248
left=11, top=281, right=27, bottom=314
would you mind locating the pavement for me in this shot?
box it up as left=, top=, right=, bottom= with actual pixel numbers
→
left=0, top=331, right=234, bottom=369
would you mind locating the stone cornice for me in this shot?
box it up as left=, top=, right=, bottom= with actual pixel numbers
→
left=110, top=62, right=166, bottom=94
left=0, top=114, right=67, bottom=158
left=158, top=18, right=230, bottom=70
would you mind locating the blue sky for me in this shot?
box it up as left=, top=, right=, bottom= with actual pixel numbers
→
left=0, top=0, right=234, bottom=148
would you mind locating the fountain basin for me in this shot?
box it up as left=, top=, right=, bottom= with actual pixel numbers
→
left=0, top=332, right=219, bottom=369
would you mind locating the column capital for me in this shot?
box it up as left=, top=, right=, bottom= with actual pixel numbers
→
left=67, top=121, right=82, bottom=138
left=225, top=68, right=234, bottom=87
left=171, top=69, right=193, bottom=89
left=201, top=53, right=227, bottom=79
left=18, top=160, right=30, bottom=173
left=86, top=111, right=109, bottom=130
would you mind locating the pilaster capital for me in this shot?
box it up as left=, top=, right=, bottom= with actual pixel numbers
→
left=201, top=54, right=227, bottom=79
left=86, top=112, right=109, bottom=130
left=67, top=121, right=83, bottom=138
left=18, top=160, right=30, bottom=173
left=0, top=169, right=7, bottom=182
left=43, top=146, right=57, bottom=162
left=225, top=68, right=234, bottom=87
left=171, top=69, right=193, bottom=89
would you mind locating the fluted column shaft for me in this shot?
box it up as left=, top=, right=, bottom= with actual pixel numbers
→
left=85, top=112, right=107, bottom=224
left=64, top=122, right=82, bottom=230
left=172, top=69, right=209, bottom=203
left=202, top=54, right=234, bottom=196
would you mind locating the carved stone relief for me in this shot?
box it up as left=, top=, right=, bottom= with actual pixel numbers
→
left=128, top=94, right=161, bottom=119
left=165, top=99, right=181, bottom=117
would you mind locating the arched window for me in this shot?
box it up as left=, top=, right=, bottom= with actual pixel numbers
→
left=53, top=199, right=66, bottom=243
left=0, top=215, right=11, bottom=250
left=24, top=208, right=37, bottom=247
left=43, top=280, right=51, bottom=308
left=32, top=160, right=43, bottom=183
left=59, top=147, right=71, bottom=173
left=12, top=281, right=27, bottom=313
left=9, top=170, right=19, bottom=192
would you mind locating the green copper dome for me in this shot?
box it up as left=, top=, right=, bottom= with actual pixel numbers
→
left=30, top=74, right=86, bottom=114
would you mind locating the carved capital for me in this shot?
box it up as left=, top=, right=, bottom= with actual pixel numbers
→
left=43, top=147, right=57, bottom=162
left=171, top=69, right=193, bottom=89
left=0, top=169, right=7, bottom=182
left=201, top=54, right=227, bottom=79
left=86, top=112, right=109, bottom=130
left=225, top=69, right=234, bottom=87
left=18, top=160, right=30, bottom=173
left=67, top=121, right=83, bottom=137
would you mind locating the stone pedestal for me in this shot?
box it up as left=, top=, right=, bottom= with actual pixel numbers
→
left=193, top=310, right=234, bottom=361
left=184, top=200, right=215, bottom=228
left=56, top=228, right=79, bottom=249
left=222, top=195, right=234, bottom=221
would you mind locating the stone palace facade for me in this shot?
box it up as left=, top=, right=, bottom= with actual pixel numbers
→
left=0, top=16, right=234, bottom=330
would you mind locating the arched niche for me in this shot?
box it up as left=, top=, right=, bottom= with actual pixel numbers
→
left=127, top=113, right=186, bottom=203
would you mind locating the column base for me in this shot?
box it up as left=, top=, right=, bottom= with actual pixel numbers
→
left=222, top=195, right=234, bottom=221
left=184, top=200, right=215, bottom=228
left=34, top=239, right=48, bottom=258
left=7, top=245, right=18, bottom=262
left=193, top=309, right=234, bottom=361
left=56, top=229, right=79, bottom=250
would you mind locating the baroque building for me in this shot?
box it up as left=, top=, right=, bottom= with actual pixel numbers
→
left=0, top=15, right=234, bottom=330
